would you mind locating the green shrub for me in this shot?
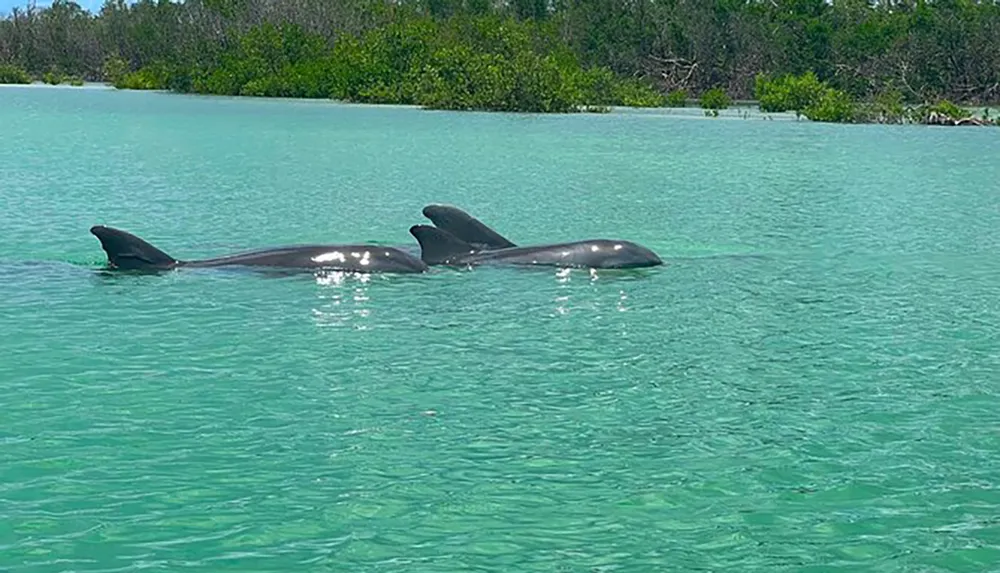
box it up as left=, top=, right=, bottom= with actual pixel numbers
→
left=872, top=88, right=905, bottom=122
left=417, top=48, right=579, bottom=113
left=803, top=88, right=856, bottom=123
left=755, top=71, right=827, bottom=115
left=613, top=78, right=665, bottom=108
left=102, top=56, right=129, bottom=85
left=700, top=87, right=731, bottom=116
left=754, top=71, right=860, bottom=123
left=116, top=63, right=171, bottom=90
left=852, top=88, right=906, bottom=123
left=0, top=63, right=31, bottom=84
left=42, top=70, right=83, bottom=85
left=665, top=89, right=687, bottom=107
left=920, top=99, right=970, bottom=120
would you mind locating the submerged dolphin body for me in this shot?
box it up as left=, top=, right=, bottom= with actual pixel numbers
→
left=89, top=225, right=428, bottom=274
left=409, top=224, right=663, bottom=270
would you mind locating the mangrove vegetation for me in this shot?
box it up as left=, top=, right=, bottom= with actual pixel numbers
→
left=0, top=0, right=998, bottom=121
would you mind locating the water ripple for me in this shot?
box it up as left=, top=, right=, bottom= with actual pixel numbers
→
left=3, top=88, right=1000, bottom=572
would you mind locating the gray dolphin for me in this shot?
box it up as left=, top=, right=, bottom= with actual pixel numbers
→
left=90, top=225, right=428, bottom=274
left=408, top=224, right=663, bottom=270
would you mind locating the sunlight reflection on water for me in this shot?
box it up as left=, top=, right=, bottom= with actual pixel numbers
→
left=548, top=266, right=636, bottom=317
left=311, top=271, right=374, bottom=329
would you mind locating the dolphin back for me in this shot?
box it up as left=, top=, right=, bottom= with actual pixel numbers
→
left=90, top=225, right=179, bottom=270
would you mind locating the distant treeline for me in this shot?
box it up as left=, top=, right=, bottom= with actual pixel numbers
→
left=1, top=0, right=999, bottom=115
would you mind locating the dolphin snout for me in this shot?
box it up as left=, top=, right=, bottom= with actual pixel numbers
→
left=623, top=242, right=663, bottom=267
left=645, top=248, right=663, bottom=266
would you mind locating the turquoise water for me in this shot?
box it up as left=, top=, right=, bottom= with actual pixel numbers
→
left=3, top=85, right=1000, bottom=572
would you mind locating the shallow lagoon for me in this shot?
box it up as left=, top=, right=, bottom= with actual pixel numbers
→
left=2, top=85, right=1000, bottom=572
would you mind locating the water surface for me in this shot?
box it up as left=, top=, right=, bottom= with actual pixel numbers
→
left=2, top=85, right=1000, bottom=572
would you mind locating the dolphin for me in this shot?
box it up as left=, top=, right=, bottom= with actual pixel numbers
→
left=408, top=224, right=663, bottom=270
left=420, top=204, right=517, bottom=250
left=90, top=225, right=428, bottom=274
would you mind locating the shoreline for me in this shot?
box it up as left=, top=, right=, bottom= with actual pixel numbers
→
left=3, top=81, right=998, bottom=126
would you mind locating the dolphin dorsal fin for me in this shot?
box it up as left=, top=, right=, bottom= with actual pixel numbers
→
left=408, top=225, right=479, bottom=265
left=421, top=204, right=516, bottom=250
left=90, top=225, right=178, bottom=270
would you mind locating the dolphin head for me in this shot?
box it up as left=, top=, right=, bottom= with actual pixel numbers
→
left=378, top=248, right=431, bottom=273
left=581, top=240, right=664, bottom=269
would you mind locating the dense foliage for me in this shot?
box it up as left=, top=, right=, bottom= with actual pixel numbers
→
left=1, top=0, right=999, bottom=116
left=138, top=17, right=668, bottom=112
